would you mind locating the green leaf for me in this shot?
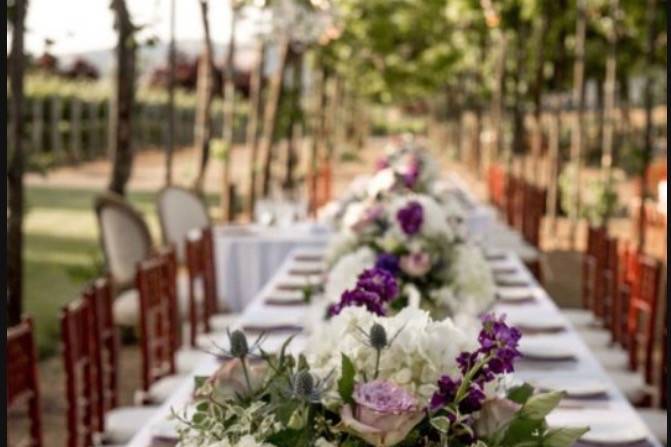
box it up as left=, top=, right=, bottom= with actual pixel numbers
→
left=430, top=415, right=451, bottom=433
left=501, top=417, right=544, bottom=446
left=543, top=426, right=590, bottom=447
left=338, top=353, right=356, bottom=405
left=193, top=375, right=208, bottom=389
left=507, top=383, right=535, bottom=404
left=521, top=391, right=565, bottom=420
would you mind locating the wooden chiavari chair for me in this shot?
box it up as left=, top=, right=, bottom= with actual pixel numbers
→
left=61, top=300, right=98, bottom=447
left=186, top=227, right=239, bottom=348
left=136, top=254, right=179, bottom=401
left=7, top=317, right=42, bottom=447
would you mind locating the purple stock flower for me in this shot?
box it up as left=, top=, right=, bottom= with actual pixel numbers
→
left=396, top=200, right=424, bottom=235
left=478, top=314, right=522, bottom=375
left=430, top=374, right=459, bottom=410
left=375, top=253, right=400, bottom=276
left=401, top=160, right=420, bottom=189
left=327, top=288, right=386, bottom=317
left=356, top=267, right=398, bottom=302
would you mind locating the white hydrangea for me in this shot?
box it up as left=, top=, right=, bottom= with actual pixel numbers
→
left=306, top=307, right=477, bottom=403
left=180, top=435, right=272, bottom=447
left=448, top=243, right=495, bottom=315
left=366, top=168, right=397, bottom=197
left=324, top=247, right=376, bottom=303
left=324, top=232, right=360, bottom=267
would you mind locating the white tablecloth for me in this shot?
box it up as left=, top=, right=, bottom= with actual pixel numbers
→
left=127, top=246, right=662, bottom=447
left=213, top=223, right=331, bottom=312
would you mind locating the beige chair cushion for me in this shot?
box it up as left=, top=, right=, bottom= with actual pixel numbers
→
left=638, top=409, right=667, bottom=445
left=113, top=288, right=139, bottom=327
left=99, top=207, right=151, bottom=286
left=209, top=313, right=241, bottom=333
left=146, top=374, right=186, bottom=404
left=103, top=406, right=158, bottom=444
left=176, top=348, right=212, bottom=374
left=562, top=309, right=597, bottom=328
left=608, top=370, right=653, bottom=404
left=157, top=188, right=209, bottom=263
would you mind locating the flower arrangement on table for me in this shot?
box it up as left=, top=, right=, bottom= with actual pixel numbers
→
left=175, top=309, right=587, bottom=447
left=325, top=193, right=494, bottom=319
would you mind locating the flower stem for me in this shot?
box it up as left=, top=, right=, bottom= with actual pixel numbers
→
left=373, top=348, right=381, bottom=379
left=241, top=357, right=253, bottom=394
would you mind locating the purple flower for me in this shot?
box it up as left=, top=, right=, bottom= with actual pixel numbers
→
left=477, top=314, right=522, bottom=375
left=375, top=156, right=390, bottom=171
left=459, top=384, right=486, bottom=413
left=399, top=251, right=432, bottom=277
left=375, top=253, right=400, bottom=276
left=401, top=159, right=420, bottom=189
left=430, top=374, right=459, bottom=410
left=357, top=268, right=398, bottom=302
left=327, top=288, right=386, bottom=317
left=396, top=200, right=424, bottom=235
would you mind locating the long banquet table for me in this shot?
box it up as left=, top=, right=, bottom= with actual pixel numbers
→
left=127, top=242, right=662, bottom=446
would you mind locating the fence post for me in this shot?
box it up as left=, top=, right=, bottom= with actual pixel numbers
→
left=31, top=98, right=43, bottom=154
left=50, top=96, right=63, bottom=157
left=71, top=97, right=82, bottom=161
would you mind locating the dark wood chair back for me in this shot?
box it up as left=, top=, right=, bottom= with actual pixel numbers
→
left=7, top=317, right=42, bottom=447
left=136, top=253, right=178, bottom=393
left=185, top=227, right=219, bottom=346
left=83, top=277, right=119, bottom=429
left=61, top=300, right=99, bottom=447
left=602, top=236, right=620, bottom=335
left=626, top=254, right=661, bottom=383
left=582, top=226, right=605, bottom=310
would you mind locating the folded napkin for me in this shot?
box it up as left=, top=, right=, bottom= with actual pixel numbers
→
left=491, top=266, right=518, bottom=275
left=495, top=278, right=531, bottom=287
left=294, top=254, right=324, bottom=262
left=287, top=268, right=324, bottom=276
left=264, top=291, right=307, bottom=306
left=241, top=323, right=304, bottom=334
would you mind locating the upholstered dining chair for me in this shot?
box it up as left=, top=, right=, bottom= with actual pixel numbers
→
left=94, top=192, right=153, bottom=328
left=7, top=317, right=42, bottom=447
left=156, top=186, right=210, bottom=264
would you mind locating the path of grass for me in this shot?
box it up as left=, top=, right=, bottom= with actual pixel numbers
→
left=23, top=185, right=218, bottom=357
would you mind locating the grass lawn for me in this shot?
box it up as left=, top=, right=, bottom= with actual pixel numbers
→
left=23, top=185, right=219, bottom=358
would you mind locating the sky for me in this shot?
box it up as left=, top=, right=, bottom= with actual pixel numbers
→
left=17, top=0, right=264, bottom=55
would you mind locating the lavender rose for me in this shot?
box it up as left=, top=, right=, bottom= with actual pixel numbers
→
left=399, top=252, right=432, bottom=277
left=340, top=381, right=424, bottom=446
left=396, top=200, right=424, bottom=235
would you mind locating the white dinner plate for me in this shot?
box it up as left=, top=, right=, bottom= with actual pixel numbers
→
left=510, top=316, right=566, bottom=334
left=519, top=339, right=577, bottom=361
left=496, top=286, right=537, bottom=303
left=579, top=422, right=649, bottom=445
left=532, top=377, right=609, bottom=398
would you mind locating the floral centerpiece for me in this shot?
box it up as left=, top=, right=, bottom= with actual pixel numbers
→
left=324, top=193, right=494, bottom=318
left=175, top=310, right=587, bottom=446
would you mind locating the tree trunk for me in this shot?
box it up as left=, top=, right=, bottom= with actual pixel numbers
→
left=259, top=38, right=290, bottom=197
left=245, top=42, right=266, bottom=219
left=491, top=32, right=507, bottom=164
left=531, top=4, right=549, bottom=183
left=221, top=9, right=238, bottom=221
left=568, top=0, right=587, bottom=247
left=283, top=50, right=303, bottom=193
left=193, top=0, right=215, bottom=192
left=108, top=0, right=136, bottom=196
left=547, top=101, right=561, bottom=233
left=511, top=29, right=527, bottom=160
left=8, top=0, right=27, bottom=327
left=638, top=0, right=658, bottom=251
left=600, top=0, right=619, bottom=221
left=165, top=0, right=176, bottom=186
